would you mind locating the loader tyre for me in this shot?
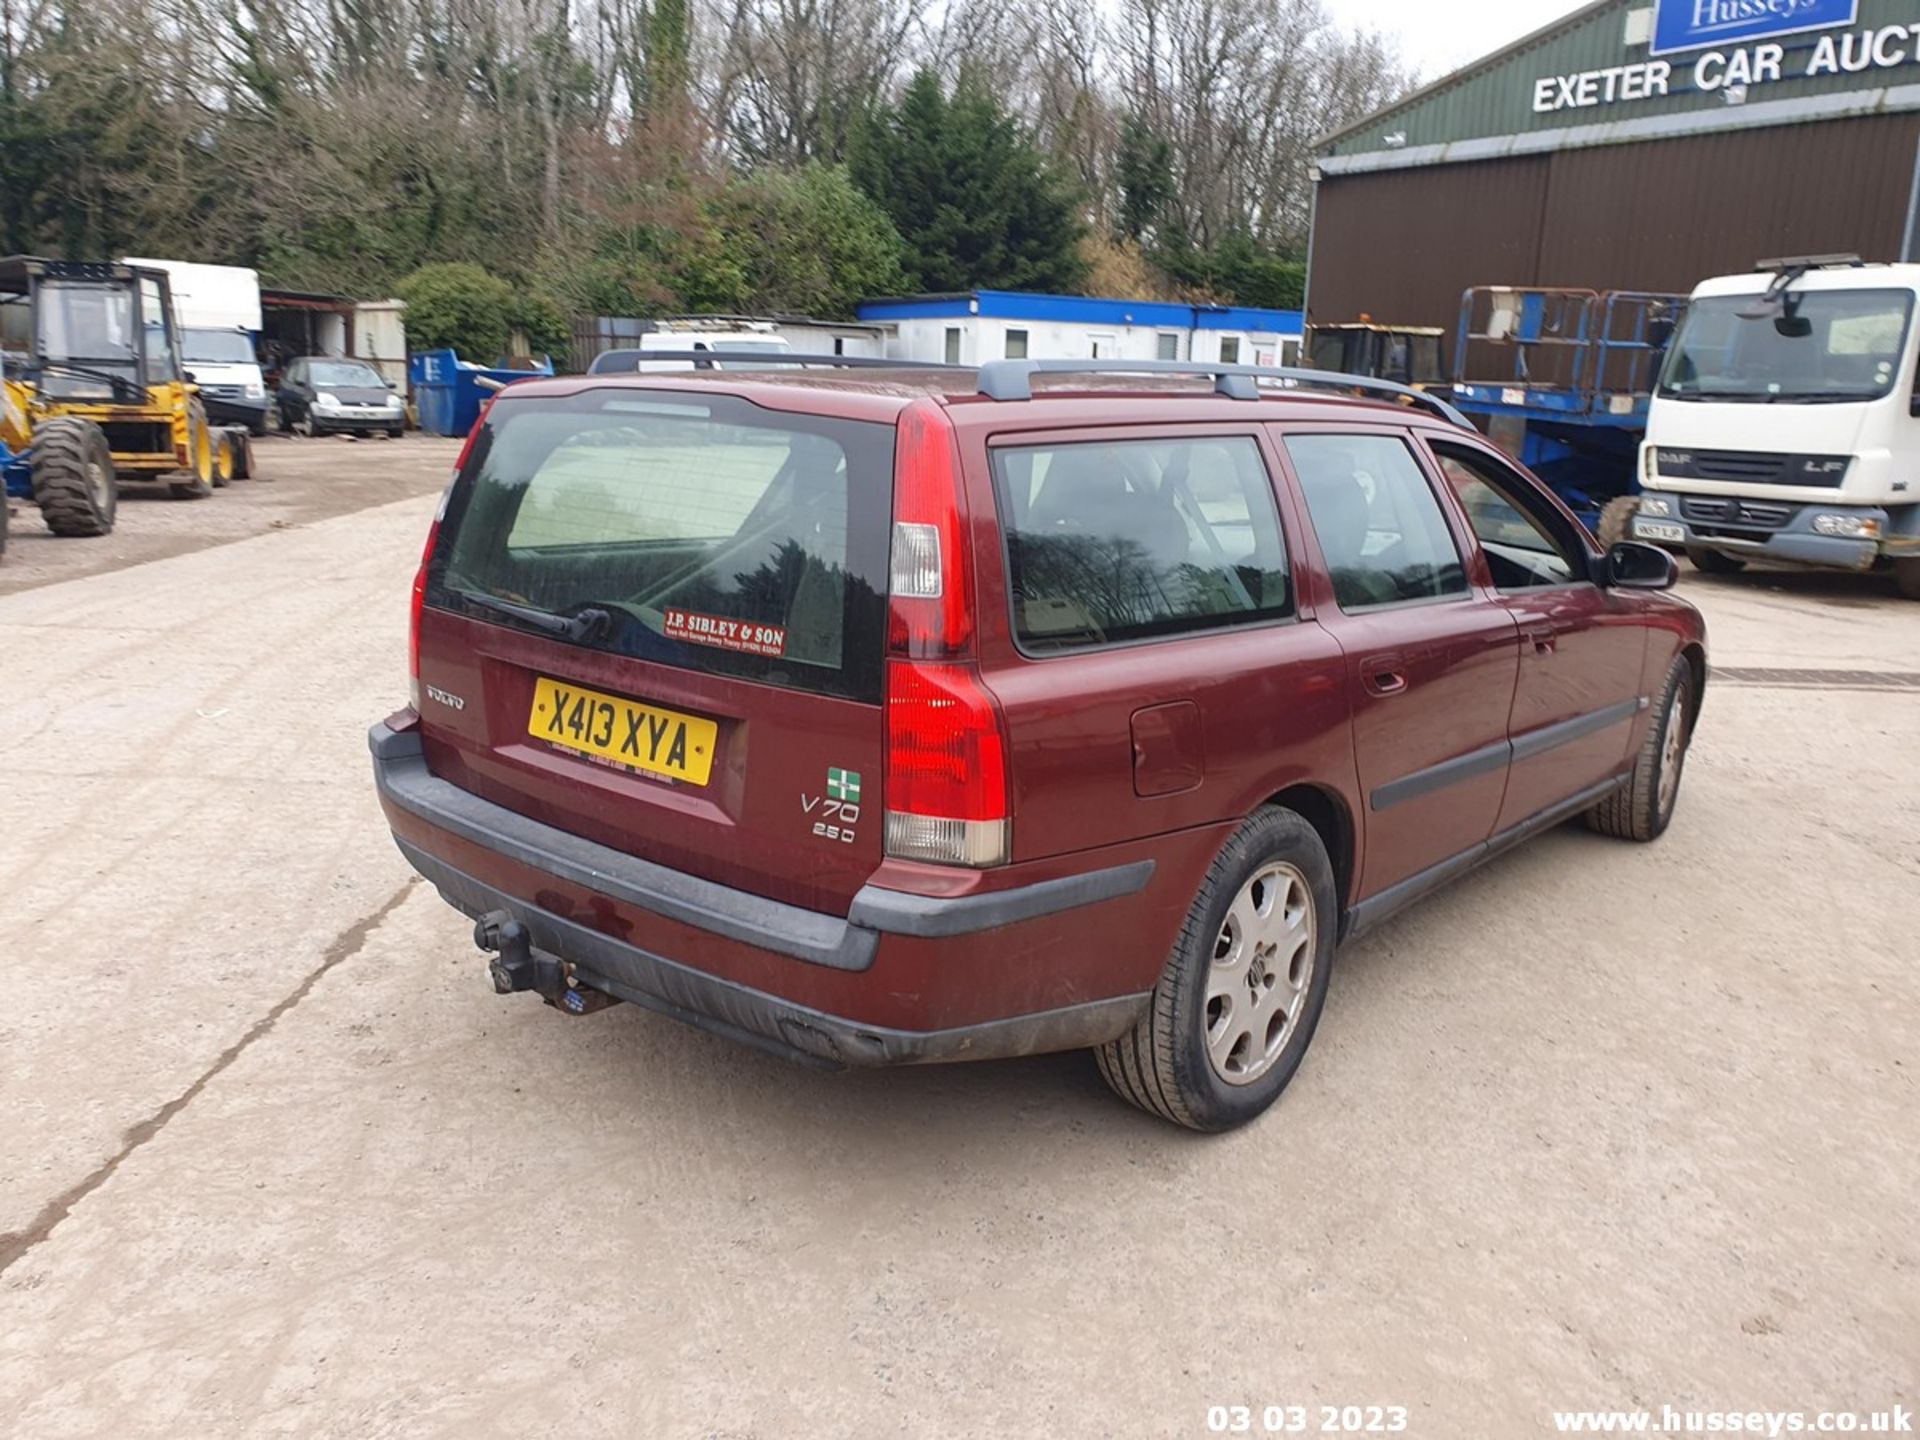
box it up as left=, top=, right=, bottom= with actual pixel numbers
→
left=224, top=427, right=255, bottom=480
left=1594, top=495, right=1641, bottom=549
left=168, top=404, right=216, bottom=500
left=29, top=416, right=117, bottom=537
left=210, top=430, right=235, bottom=488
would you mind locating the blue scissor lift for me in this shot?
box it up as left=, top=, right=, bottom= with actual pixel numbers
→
left=1448, top=287, right=1686, bottom=540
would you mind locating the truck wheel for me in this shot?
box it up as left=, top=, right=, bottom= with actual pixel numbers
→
left=1587, top=654, right=1696, bottom=843
left=1686, top=545, right=1745, bottom=575
left=29, top=416, right=117, bottom=537
left=1895, top=559, right=1920, bottom=600
left=248, top=411, right=269, bottom=438
left=1095, top=806, right=1336, bottom=1132
left=1595, top=495, right=1641, bottom=549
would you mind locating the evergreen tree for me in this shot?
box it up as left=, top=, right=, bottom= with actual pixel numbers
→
left=1114, top=116, right=1175, bottom=243
left=850, top=69, right=1087, bottom=295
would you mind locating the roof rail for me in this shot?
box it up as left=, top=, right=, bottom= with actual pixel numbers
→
left=587, top=352, right=964, bottom=374
left=974, top=359, right=1475, bottom=428
left=1754, top=253, right=1865, bottom=272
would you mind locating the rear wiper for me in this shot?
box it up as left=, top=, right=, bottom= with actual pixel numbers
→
left=460, top=591, right=614, bottom=643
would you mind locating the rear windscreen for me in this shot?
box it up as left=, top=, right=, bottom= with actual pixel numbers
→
left=427, top=389, right=894, bottom=701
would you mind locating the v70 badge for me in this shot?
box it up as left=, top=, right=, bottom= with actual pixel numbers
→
left=802, top=767, right=863, bottom=845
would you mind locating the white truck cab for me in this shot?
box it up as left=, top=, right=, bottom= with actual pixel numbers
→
left=1638, top=257, right=1920, bottom=598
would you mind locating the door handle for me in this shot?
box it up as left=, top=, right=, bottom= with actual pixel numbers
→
left=1362, top=656, right=1409, bottom=697
left=1524, top=626, right=1557, bottom=655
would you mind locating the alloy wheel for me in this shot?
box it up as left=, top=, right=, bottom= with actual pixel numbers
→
left=1205, top=862, right=1315, bottom=1086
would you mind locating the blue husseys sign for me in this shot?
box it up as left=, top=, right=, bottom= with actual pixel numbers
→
left=1652, top=0, right=1859, bottom=55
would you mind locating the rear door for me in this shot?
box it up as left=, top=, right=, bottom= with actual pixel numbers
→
left=415, top=384, right=895, bottom=914
left=1275, top=427, right=1521, bottom=899
left=1425, top=440, right=1650, bottom=830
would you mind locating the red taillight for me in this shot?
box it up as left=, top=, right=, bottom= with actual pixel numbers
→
left=407, top=511, right=441, bottom=709
left=887, top=399, right=973, bottom=659
left=409, top=404, right=488, bottom=706
left=883, top=401, right=1009, bottom=866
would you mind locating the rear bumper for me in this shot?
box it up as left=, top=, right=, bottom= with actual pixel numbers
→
left=370, top=722, right=1156, bottom=1067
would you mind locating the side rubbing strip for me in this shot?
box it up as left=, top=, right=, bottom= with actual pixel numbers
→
left=1371, top=738, right=1511, bottom=813
left=1509, top=698, right=1644, bottom=762
left=1369, top=698, right=1644, bottom=814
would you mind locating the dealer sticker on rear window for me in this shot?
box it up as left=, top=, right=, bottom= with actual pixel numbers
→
left=663, top=608, right=787, bottom=658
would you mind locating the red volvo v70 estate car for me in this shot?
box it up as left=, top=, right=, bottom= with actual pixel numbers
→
left=371, top=358, right=1706, bottom=1131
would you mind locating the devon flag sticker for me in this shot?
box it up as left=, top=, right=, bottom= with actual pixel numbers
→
left=827, top=767, right=862, bottom=803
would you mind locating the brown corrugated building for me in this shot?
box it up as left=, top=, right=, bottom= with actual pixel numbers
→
left=1309, top=0, right=1920, bottom=350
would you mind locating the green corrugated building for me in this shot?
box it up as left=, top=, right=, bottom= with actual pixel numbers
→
left=1309, top=0, right=1920, bottom=344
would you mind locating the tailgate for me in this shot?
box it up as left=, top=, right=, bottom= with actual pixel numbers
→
left=416, top=386, right=894, bottom=915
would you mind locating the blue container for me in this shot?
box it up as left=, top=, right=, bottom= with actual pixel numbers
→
left=408, top=349, right=555, bottom=437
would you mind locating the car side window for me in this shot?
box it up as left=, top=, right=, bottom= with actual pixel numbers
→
left=1283, top=434, right=1467, bottom=612
left=1432, top=446, right=1584, bottom=591
left=992, top=436, right=1293, bottom=653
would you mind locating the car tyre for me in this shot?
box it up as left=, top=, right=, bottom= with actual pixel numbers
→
left=1686, top=545, right=1746, bottom=575
left=387, top=425, right=405, bottom=440
left=1095, top=806, right=1337, bottom=1133
left=28, top=416, right=117, bottom=537
left=1586, top=654, right=1696, bottom=843
left=1594, top=495, right=1640, bottom=549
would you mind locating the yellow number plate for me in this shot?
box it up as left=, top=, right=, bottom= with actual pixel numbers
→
left=528, top=677, right=717, bottom=786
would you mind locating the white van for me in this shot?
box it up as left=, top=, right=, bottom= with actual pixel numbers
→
left=585, top=328, right=794, bottom=374
left=1637, top=257, right=1920, bottom=598
left=122, top=259, right=270, bottom=435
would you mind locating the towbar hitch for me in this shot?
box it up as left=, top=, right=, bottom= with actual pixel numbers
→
left=472, top=910, right=621, bottom=1016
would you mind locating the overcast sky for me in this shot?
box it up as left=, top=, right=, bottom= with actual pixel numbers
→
left=1335, top=0, right=1594, bottom=81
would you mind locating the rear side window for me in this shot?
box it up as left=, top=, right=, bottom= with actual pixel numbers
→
left=1284, top=434, right=1467, bottom=612
left=428, top=389, right=893, bottom=701
left=992, top=436, right=1293, bottom=654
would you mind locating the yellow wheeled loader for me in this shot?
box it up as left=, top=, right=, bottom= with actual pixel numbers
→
left=0, top=256, right=229, bottom=536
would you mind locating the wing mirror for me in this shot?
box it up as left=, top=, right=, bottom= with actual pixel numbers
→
left=1606, top=541, right=1679, bottom=591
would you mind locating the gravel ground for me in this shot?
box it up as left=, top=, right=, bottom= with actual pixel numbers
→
left=0, top=438, right=1913, bottom=1438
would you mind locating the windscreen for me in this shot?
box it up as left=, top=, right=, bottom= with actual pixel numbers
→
left=1660, top=288, right=1914, bottom=403
left=183, top=329, right=257, bottom=363
left=428, top=389, right=893, bottom=701
left=309, top=360, right=385, bottom=386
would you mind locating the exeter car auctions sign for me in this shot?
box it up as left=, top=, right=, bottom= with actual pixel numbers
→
left=1534, top=12, right=1920, bottom=114
left=1652, top=0, right=1859, bottom=56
